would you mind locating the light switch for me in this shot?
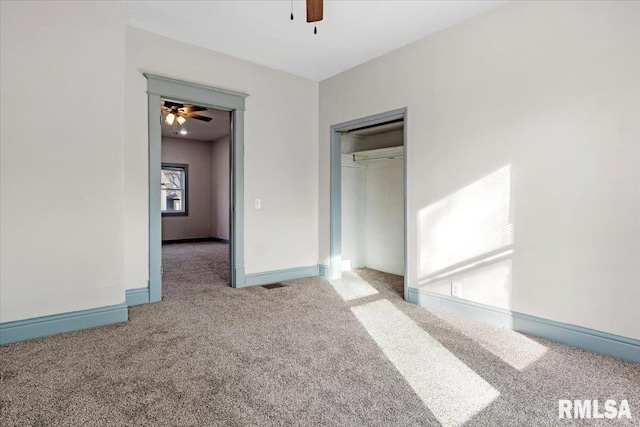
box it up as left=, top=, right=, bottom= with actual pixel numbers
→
left=255, top=198, right=261, bottom=209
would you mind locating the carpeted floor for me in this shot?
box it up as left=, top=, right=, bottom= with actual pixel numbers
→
left=1, top=242, right=638, bottom=426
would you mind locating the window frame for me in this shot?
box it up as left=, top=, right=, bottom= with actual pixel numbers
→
left=161, top=163, right=189, bottom=217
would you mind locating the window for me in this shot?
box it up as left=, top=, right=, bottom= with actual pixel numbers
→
left=161, top=163, right=188, bottom=216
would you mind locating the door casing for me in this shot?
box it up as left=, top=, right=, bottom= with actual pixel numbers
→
left=146, top=74, right=248, bottom=300
left=329, top=108, right=409, bottom=299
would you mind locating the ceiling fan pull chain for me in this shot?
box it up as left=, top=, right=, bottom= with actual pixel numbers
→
left=291, top=0, right=294, bottom=20
left=314, top=23, right=317, bottom=34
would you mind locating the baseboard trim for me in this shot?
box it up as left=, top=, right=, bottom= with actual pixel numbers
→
left=408, top=288, right=640, bottom=364
left=162, top=237, right=229, bottom=244
left=318, top=264, right=330, bottom=278
left=243, top=265, right=320, bottom=287
left=0, top=304, right=128, bottom=345
left=125, top=288, right=150, bottom=306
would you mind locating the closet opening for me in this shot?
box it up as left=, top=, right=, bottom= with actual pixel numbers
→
left=329, top=108, right=408, bottom=300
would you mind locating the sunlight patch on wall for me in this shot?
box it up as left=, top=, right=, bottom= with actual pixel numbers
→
left=352, top=300, right=499, bottom=426
left=418, top=165, right=513, bottom=279
left=328, top=270, right=379, bottom=301
left=420, top=259, right=513, bottom=310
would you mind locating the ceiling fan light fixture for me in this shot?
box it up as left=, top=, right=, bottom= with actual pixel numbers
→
left=179, top=129, right=188, bottom=135
left=165, top=113, right=175, bottom=125
left=177, top=115, right=186, bottom=125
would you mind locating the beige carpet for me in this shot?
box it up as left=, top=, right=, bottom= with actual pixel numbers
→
left=1, top=242, right=638, bottom=426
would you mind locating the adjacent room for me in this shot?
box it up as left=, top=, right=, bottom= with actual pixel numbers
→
left=159, top=99, right=232, bottom=291
left=1, top=0, right=638, bottom=425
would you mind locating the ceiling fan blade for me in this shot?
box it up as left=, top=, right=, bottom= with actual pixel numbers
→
left=182, top=105, right=207, bottom=113
left=163, top=100, right=184, bottom=109
left=183, top=112, right=212, bottom=122
left=307, top=0, right=323, bottom=23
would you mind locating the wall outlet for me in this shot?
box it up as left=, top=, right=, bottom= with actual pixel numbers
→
left=254, top=198, right=261, bottom=209
left=451, top=282, right=462, bottom=298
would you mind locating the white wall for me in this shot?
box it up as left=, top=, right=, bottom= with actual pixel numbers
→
left=341, top=155, right=367, bottom=270
left=124, top=27, right=319, bottom=288
left=162, top=137, right=214, bottom=241
left=211, top=136, right=230, bottom=240
left=426, top=260, right=512, bottom=311
left=1, top=5, right=319, bottom=322
left=320, top=1, right=640, bottom=339
left=365, top=158, right=404, bottom=276
left=0, top=1, right=125, bottom=322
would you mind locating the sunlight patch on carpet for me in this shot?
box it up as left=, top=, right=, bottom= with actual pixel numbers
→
left=327, top=270, right=379, bottom=301
left=435, top=311, right=548, bottom=371
left=352, top=299, right=499, bottom=426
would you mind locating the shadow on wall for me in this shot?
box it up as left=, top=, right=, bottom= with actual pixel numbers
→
left=417, top=164, right=514, bottom=310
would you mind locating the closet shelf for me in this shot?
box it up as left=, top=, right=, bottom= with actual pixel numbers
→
left=350, top=145, right=404, bottom=162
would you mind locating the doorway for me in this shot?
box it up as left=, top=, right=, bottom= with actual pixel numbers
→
left=159, top=99, right=231, bottom=290
left=329, top=108, right=408, bottom=299
left=146, top=75, right=247, bottom=302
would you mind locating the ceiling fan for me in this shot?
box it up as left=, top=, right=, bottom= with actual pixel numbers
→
left=161, top=100, right=212, bottom=134
left=290, top=0, right=323, bottom=34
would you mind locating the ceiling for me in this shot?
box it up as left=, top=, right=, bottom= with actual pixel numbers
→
left=126, top=1, right=505, bottom=82
left=161, top=100, right=230, bottom=141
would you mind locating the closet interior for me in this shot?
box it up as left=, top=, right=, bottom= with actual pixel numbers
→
left=340, top=120, right=404, bottom=276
